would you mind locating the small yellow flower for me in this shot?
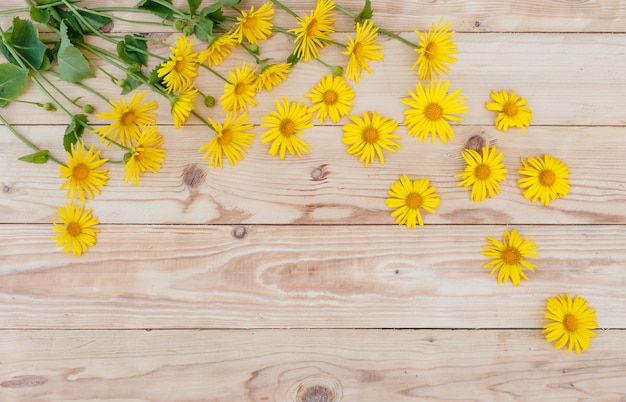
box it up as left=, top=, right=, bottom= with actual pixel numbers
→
left=198, top=32, right=238, bottom=67
left=200, top=112, right=255, bottom=168
left=233, top=2, right=275, bottom=45
left=290, top=0, right=336, bottom=62
left=486, top=89, right=533, bottom=132
left=220, top=63, right=258, bottom=112
left=305, top=73, right=355, bottom=123
left=123, top=125, right=167, bottom=185
left=456, top=144, right=507, bottom=202
left=481, top=229, right=538, bottom=286
left=386, top=175, right=441, bottom=229
left=51, top=202, right=100, bottom=256
left=59, top=142, right=109, bottom=204
left=543, top=294, right=597, bottom=354
left=413, top=18, right=457, bottom=80
left=157, top=35, right=199, bottom=93
left=518, top=154, right=570, bottom=206
left=170, top=85, right=198, bottom=129
left=261, top=97, right=314, bottom=159
left=342, top=111, right=400, bottom=166
left=343, top=20, right=384, bottom=83
left=255, top=63, right=291, bottom=92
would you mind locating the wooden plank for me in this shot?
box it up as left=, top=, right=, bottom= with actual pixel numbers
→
left=2, top=125, right=625, bottom=225
left=0, top=224, right=624, bottom=329
left=0, top=329, right=624, bottom=401
left=4, top=0, right=626, bottom=33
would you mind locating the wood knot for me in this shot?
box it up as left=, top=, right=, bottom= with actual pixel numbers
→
left=464, top=134, right=486, bottom=152
left=298, top=385, right=335, bottom=402
left=100, top=20, right=114, bottom=33
left=474, top=21, right=481, bottom=27
left=232, top=226, right=248, bottom=239
left=295, top=375, right=342, bottom=402
left=182, top=163, right=206, bottom=189
left=311, top=165, right=329, bottom=181
left=1, top=375, right=48, bottom=388
left=2, top=184, right=11, bottom=193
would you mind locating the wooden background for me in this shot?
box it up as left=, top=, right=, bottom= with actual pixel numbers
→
left=1, top=0, right=626, bottom=400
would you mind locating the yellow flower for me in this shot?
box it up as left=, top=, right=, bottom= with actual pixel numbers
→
left=198, top=32, right=238, bottom=67
left=170, top=85, right=198, bottom=128
left=93, top=91, right=158, bottom=147
left=343, top=20, right=383, bottom=83
left=306, top=73, right=355, bottom=123
left=51, top=202, right=100, bottom=256
left=386, top=175, right=441, bottom=229
left=123, top=125, right=167, bottom=185
left=402, top=79, right=468, bottom=144
left=233, top=2, right=275, bottom=45
left=486, top=89, right=533, bottom=132
left=255, top=63, right=291, bottom=92
left=59, top=142, right=109, bottom=204
left=481, top=229, right=538, bottom=286
left=220, top=62, right=258, bottom=112
left=342, top=111, right=400, bottom=166
left=543, top=294, right=597, bottom=354
left=261, top=97, right=314, bottom=159
left=456, top=144, right=507, bottom=202
left=518, top=154, right=570, bottom=206
left=412, top=18, right=457, bottom=81
left=199, top=112, right=255, bottom=168
left=290, top=0, right=336, bottom=62
left=157, top=35, right=199, bottom=93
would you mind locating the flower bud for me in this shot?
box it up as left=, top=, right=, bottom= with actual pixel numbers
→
left=174, top=20, right=186, bottom=31
left=183, top=26, right=193, bottom=36
left=83, top=104, right=94, bottom=114
left=248, top=44, right=259, bottom=54
left=204, top=95, right=216, bottom=107
left=43, top=102, right=56, bottom=111
left=128, top=64, right=141, bottom=73
left=331, top=66, right=344, bottom=76
left=117, top=78, right=128, bottom=88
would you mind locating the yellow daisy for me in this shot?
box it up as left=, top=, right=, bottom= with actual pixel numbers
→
left=93, top=91, right=158, bottom=147
left=342, top=111, right=400, bottom=166
left=198, top=32, right=238, bottom=67
left=59, top=142, right=109, bottom=204
left=51, top=202, right=100, bottom=256
left=157, top=35, right=199, bottom=93
left=412, top=18, right=457, bottom=81
left=543, top=294, right=597, bottom=354
left=402, top=79, right=468, bottom=144
left=170, top=85, right=198, bottom=128
left=290, top=0, right=336, bottom=62
left=343, top=20, right=384, bottom=83
left=481, top=229, right=538, bottom=286
left=233, top=2, right=275, bottom=45
left=305, top=73, right=355, bottom=123
left=123, top=125, right=167, bottom=185
left=199, top=112, right=255, bottom=168
left=220, top=62, right=258, bottom=112
left=518, top=154, right=570, bottom=206
left=260, top=97, right=314, bottom=159
left=255, top=63, right=291, bottom=92
left=486, top=89, right=533, bottom=132
left=386, top=175, right=441, bottom=229
left=456, top=144, right=507, bottom=202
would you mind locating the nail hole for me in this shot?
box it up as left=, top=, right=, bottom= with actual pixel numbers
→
left=475, top=21, right=481, bottom=27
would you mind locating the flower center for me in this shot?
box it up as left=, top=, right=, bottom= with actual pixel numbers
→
left=425, top=41, right=437, bottom=60
left=280, top=119, right=296, bottom=137
left=174, top=56, right=186, bottom=73
left=234, top=82, right=246, bottom=95
left=72, top=163, right=90, bottom=180
left=425, top=103, right=443, bottom=120
left=352, top=42, right=364, bottom=59
left=474, top=164, right=491, bottom=180
left=134, top=146, right=145, bottom=162
left=503, top=102, right=518, bottom=116
left=306, top=18, right=319, bottom=37
left=362, top=127, right=379, bottom=143
left=243, top=16, right=257, bottom=28
left=121, top=110, right=136, bottom=126
left=502, top=247, right=521, bottom=264
left=217, top=128, right=232, bottom=145
left=406, top=193, right=422, bottom=209
left=563, top=314, right=579, bottom=332
left=323, top=90, right=338, bottom=105
left=66, top=222, right=81, bottom=237
left=539, top=170, right=556, bottom=186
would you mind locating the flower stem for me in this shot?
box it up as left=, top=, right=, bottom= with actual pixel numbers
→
left=191, top=110, right=217, bottom=132
left=201, top=64, right=232, bottom=84
left=270, top=0, right=299, bottom=19
left=0, top=113, right=64, bottom=165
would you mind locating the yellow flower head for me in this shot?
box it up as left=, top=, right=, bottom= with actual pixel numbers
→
left=402, top=79, right=468, bottom=144
left=123, top=125, right=167, bottom=186
left=290, top=0, right=336, bottom=62
left=343, top=20, right=384, bottom=83
left=59, top=142, right=109, bottom=204
left=306, top=73, right=355, bottom=123
left=157, top=35, right=199, bottom=93
left=255, top=63, right=291, bottom=92
left=198, top=32, right=238, bottom=67
left=486, top=89, right=533, bottom=132
left=386, top=175, right=441, bottom=229
left=342, top=111, right=400, bottom=166
left=481, top=229, right=539, bottom=286
left=51, top=202, right=100, bottom=256
left=170, top=85, right=198, bottom=129
left=93, top=91, right=158, bottom=147
left=543, top=294, right=597, bottom=354
left=234, top=2, right=275, bottom=45
left=200, top=112, right=255, bottom=169
left=260, top=97, right=314, bottom=159
left=412, top=18, right=457, bottom=80
left=456, top=144, right=508, bottom=202
left=220, top=62, right=258, bottom=112
left=518, top=154, right=570, bottom=206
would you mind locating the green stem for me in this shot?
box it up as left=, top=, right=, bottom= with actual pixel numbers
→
left=191, top=110, right=217, bottom=132
left=201, top=64, right=231, bottom=84
left=0, top=7, right=29, bottom=14
left=98, top=133, right=132, bottom=152
left=240, top=43, right=262, bottom=64
left=0, top=97, right=45, bottom=108
left=270, top=0, right=299, bottom=19
left=0, top=113, right=64, bottom=165
left=80, top=6, right=172, bottom=27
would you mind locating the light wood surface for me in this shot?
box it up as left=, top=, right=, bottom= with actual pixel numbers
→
left=1, top=0, right=625, bottom=400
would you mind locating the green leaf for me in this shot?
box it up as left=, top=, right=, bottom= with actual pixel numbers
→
left=286, top=52, right=301, bottom=68
left=137, top=0, right=174, bottom=21
left=220, top=0, right=241, bottom=7
left=18, top=150, right=49, bottom=164
left=55, top=11, right=84, bottom=41
left=120, top=74, right=143, bottom=94
left=33, top=0, right=78, bottom=4
left=29, top=6, right=50, bottom=24
left=117, top=35, right=147, bottom=66
left=76, top=9, right=112, bottom=32
left=0, top=17, right=48, bottom=70
left=57, top=22, right=94, bottom=82
left=0, top=63, right=29, bottom=107
left=63, top=114, right=88, bottom=153
left=199, top=3, right=225, bottom=24
left=354, top=0, right=373, bottom=23
left=188, top=0, right=202, bottom=15
left=193, top=18, right=214, bottom=41
left=148, top=64, right=166, bottom=89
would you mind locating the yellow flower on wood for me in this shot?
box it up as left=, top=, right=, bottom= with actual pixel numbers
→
left=486, top=89, right=533, bottom=132
left=234, top=2, right=275, bottom=45
left=481, top=229, right=538, bottom=286
left=386, top=175, right=441, bottom=229
left=200, top=113, right=255, bottom=168
left=220, top=63, right=258, bottom=112
left=456, top=144, right=507, bottom=202
left=343, top=20, right=384, bottom=83
left=198, top=32, right=238, bottom=68
left=51, top=202, right=100, bottom=256
left=342, top=111, right=400, bottom=166
left=123, top=125, right=167, bottom=185
left=290, top=0, right=336, bottom=62
left=518, top=154, right=570, bottom=206
left=157, top=35, right=199, bottom=93
left=260, top=97, right=314, bottom=159
left=59, top=142, right=109, bottom=204
left=306, top=73, right=355, bottom=123
left=543, top=294, right=597, bottom=354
